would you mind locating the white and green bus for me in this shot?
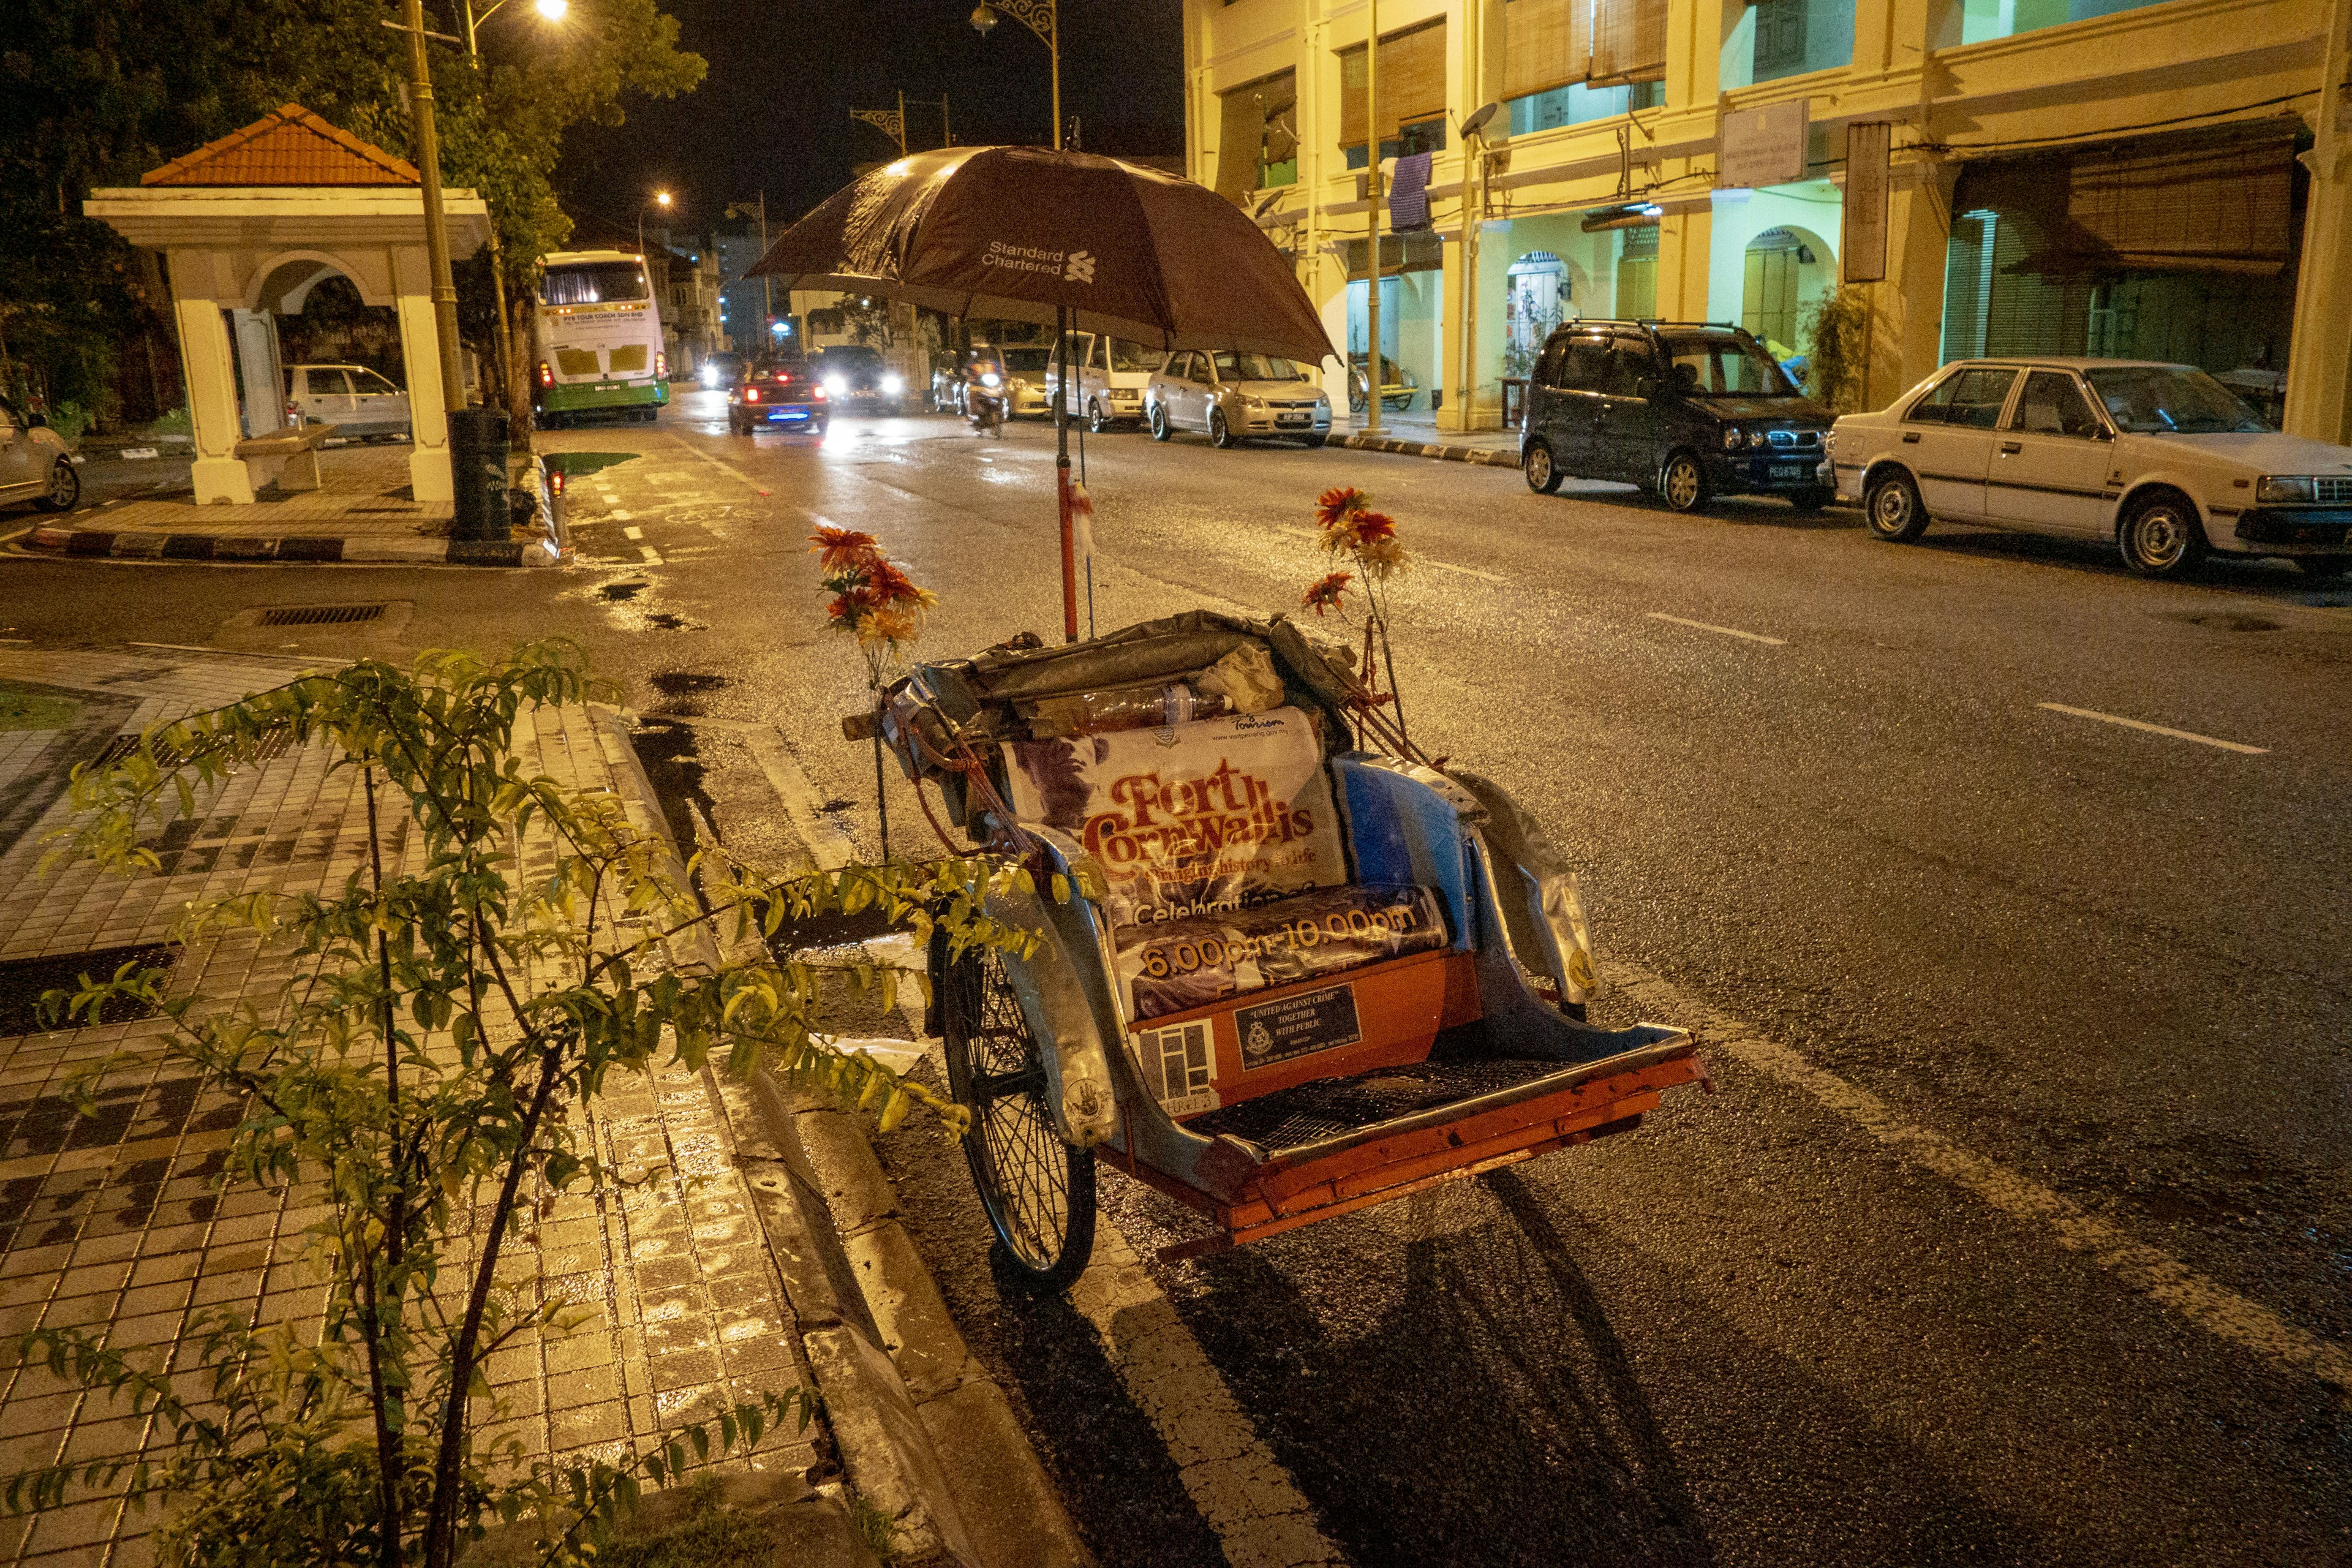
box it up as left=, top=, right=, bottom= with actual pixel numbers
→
left=529, top=250, right=668, bottom=426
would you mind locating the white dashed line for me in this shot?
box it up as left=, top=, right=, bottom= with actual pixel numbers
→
left=666, top=435, right=772, bottom=496
left=2036, top=703, right=2269, bottom=756
left=638, top=546, right=662, bottom=564
left=1608, top=961, right=2350, bottom=1400
left=611, top=508, right=633, bottom=521
left=1646, top=611, right=1787, bottom=646
left=1422, top=559, right=1507, bottom=584
left=622, top=526, right=643, bottom=541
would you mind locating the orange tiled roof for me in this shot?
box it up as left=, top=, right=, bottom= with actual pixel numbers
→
left=141, top=104, right=420, bottom=187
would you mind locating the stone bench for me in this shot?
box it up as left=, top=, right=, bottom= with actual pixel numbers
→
left=232, top=421, right=341, bottom=492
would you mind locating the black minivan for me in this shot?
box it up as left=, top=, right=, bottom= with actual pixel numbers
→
left=1520, top=320, right=1836, bottom=513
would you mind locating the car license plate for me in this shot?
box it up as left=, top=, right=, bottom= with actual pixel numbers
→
left=1770, top=462, right=1811, bottom=481
left=1277, top=412, right=1310, bottom=426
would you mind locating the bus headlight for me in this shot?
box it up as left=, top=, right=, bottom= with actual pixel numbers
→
left=881, top=374, right=904, bottom=396
left=825, top=375, right=848, bottom=396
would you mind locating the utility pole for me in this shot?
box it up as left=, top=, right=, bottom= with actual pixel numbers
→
left=401, top=0, right=466, bottom=417
left=1363, top=0, right=1383, bottom=434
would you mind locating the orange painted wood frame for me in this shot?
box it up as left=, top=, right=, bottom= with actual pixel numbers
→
left=1112, top=1052, right=1708, bottom=1257
left=1131, top=947, right=1484, bottom=1112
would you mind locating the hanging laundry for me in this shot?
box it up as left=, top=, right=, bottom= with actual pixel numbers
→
left=1389, top=151, right=1433, bottom=233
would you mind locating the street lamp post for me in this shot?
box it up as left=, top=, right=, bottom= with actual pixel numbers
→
left=969, top=2, right=1060, bottom=151
left=396, top=0, right=466, bottom=420
left=638, top=189, right=673, bottom=260
left=457, top=0, right=567, bottom=423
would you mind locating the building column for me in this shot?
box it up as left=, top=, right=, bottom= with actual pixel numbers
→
left=395, top=290, right=454, bottom=505
left=1866, top=159, right=1957, bottom=410
left=1656, top=205, right=1715, bottom=322
left=2285, top=0, right=2352, bottom=443
left=169, top=254, right=252, bottom=506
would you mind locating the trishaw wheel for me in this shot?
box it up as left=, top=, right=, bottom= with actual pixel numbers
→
left=938, top=937, right=1097, bottom=1291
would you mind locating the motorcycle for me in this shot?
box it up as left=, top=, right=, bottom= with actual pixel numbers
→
left=967, top=371, right=1006, bottom=435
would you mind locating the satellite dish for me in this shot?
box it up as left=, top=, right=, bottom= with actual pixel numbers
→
left=1460, top=101, right=1502, bottom=139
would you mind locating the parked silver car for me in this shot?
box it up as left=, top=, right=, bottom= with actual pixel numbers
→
left=1145, top=350, right=1330, bottom=448
left=0, top=396, right=78, bottom=513
left=284, top=363, right=412, bottom=441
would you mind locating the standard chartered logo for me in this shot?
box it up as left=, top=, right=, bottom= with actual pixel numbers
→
left=1063, top=250, right=1096, bottom=284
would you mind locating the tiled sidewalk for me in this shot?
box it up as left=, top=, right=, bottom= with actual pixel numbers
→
left=0, top=652, right=816, bottom=1567
left=74, top=447, right=448, bottom=543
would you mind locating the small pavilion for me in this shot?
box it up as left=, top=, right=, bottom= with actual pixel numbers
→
left=85, top=105, right=489, bottom=505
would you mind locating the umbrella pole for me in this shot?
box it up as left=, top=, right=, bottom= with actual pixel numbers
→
left=1056, top=304, right=1078, bottom=643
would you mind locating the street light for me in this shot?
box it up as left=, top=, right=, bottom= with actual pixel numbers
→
left=969, top=1, right=1060, bottom=151
left=639, top=189, right=673, bottom=260
left=450, top=0, right=568, bottom=424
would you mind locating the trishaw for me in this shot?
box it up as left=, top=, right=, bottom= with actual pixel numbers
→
left=862, top=611, right=1707, bottom=1289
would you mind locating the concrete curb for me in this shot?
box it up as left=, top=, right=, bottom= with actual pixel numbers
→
left=1332, top=429, right=1521, bottom=467
left=21, top=524, right=564, bottom=566
left=595, top=709, right=1090, bottom=1568
left=742, top=1076, right=1097, bottom=1568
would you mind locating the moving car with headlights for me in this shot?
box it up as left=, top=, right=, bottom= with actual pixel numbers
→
left=0, top=394, right=78, bottom=514
left=284, top=364, right=412, bottom=441
left=1046, top=333, right=1163, bottom=431
left=1831, top=358, right=2352, bottom=579
left=696, top=352, right=745, bottom=391
left=1146, top=350, right=1331, bottom=449
left=812, top=344, right=903, bottom=413
left=726, top=358, right=829, bottom=436
left=1520, top=321, right=1835, bottom=513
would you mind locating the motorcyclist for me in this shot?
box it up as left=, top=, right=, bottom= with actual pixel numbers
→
left=964, top=345, right=1007, bottom=435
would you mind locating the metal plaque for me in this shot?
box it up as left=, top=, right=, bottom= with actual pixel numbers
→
left=1718, top=100, right=1809, bottom=190
left=1236, top=983, right=1363, bottom=1072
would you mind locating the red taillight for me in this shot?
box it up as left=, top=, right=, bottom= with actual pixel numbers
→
left=537, top=360, right=553, bottom=388
left=745, top=386, right=761, bottom=402
left=548, top=469, right=566, bottom=496
left=812, top=384, right=827, bottom=401
left=656, top=351, right=668, bottom=379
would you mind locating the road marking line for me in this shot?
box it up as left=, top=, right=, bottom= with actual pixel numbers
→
left=1646, top=611, right=1787, bottom=646
left=666, top=434, right=772, bottom=496
left=1071, top=1224, right=1350, bottom=1568
left=1609, top=960, right=2351, bottom=1401
left=638, top=546, right=662, bottom=564
left=1421, top=559, right=1507, bottom=584
left=611, top=508, right=633, bottom=521
left=2036, top=703, right=2269, bottom=755
left=622, top=526, right=643, bottom=541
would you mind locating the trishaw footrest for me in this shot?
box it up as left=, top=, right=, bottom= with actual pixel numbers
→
left=1186, top=1056, right=1569, bottom=1153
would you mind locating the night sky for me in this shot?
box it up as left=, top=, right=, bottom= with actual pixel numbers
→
left=556, top=0, right=1187, bottom=244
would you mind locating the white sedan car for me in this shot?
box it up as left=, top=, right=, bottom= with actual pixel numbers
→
left=1830, top=358, right=2352, bottom=579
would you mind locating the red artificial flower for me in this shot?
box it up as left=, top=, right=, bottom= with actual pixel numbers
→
left=1349, top=510, right=1397, bottom=545
left=809, top=526, right=881, bottom=573
left=1315, top=486, right=1368, bottom=529
left=1302, top=571, right=1354, bottom=617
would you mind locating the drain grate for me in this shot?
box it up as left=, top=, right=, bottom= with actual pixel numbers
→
left=258, top=603, right=386, bottom=627
left=92, top=725, right=295, bottom=771
left=0, top=943, right=178, bottom=1036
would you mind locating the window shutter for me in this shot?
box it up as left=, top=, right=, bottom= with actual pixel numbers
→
left=2067, top=127, right=2296, bottom=274
left=1338, top=20, right=1449, bottom=148
left=1503, top=0, right=1593, bottom=100
left=1591, top=0, right=1665, bottom=84
left=1216, top=71, right=1297, bottom=202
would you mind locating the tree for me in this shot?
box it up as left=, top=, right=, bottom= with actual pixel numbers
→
left=3, top=641, right=1027, bottom=1567
left=0, top=0, right=703, bottom=421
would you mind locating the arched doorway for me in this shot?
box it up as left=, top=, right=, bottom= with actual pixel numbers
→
left=1740, top=226, right=1831, bottom=358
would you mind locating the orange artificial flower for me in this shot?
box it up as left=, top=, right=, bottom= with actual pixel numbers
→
left=809, top=526, right=881, bottom=573
left=1302, top=571, right=1354, bottom=617
left=1315, top=486, right=1368, bottom=530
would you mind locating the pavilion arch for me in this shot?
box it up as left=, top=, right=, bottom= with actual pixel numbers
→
left=84, top=105, right=488, bottom=505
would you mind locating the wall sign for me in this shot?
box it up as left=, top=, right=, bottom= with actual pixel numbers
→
left=1843, top=121, right=1892, bottom=283
left=1719, top=99, right=1809, bottom=190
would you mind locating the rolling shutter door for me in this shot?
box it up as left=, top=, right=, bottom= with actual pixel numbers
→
left=1338, top=19, right=1449, bottom=147
left=1591, top=0, right=1666, bottom=83
left=1503, top=0, right=1594, bottom=100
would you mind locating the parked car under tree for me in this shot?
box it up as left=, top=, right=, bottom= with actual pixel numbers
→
left=1830, top=358, right=2352, bottom=579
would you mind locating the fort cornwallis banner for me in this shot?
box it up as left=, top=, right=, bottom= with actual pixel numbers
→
left=1007, top=707, right=1347, bottom=928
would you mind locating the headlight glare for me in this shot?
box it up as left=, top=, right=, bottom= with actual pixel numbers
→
left=2256, top=475, right=2315, bottom=503
left=1724, top=427, right=1749, bottom=450
left=881, top=374, right=904, bottom=395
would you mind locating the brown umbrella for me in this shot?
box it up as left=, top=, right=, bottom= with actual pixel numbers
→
left=746, top=146, right=1333, bottom=363
left=751, top=148, right=1334, bottom=645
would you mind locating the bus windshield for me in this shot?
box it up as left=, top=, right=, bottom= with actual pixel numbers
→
left=540, top=263, right=649, bottom=306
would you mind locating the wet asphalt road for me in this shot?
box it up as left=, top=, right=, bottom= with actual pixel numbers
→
left=3, top=392, right=2348, bottom=1564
